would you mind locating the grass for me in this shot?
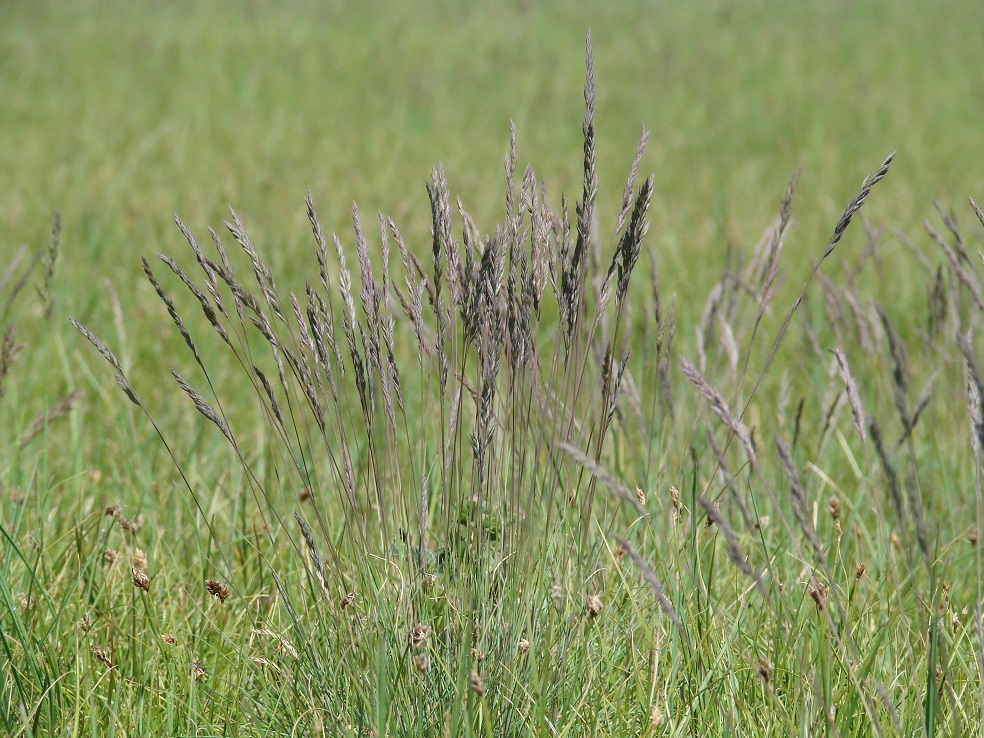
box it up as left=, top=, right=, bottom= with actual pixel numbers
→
left=2, top=1, right=984, bottom=735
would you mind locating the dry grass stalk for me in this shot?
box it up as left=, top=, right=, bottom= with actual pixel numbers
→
left=830, top=348, right=865, bottom=443
left=558, top=442, right=646, bottom=516
left=774, top=435, right=825, bottom=565
left=697, top=495, right=765, bottom=596
left=16, top=389, right=84, bottom=448
left=681, top=357, right=756, bottom=466
left=0, top=325, right=24, bottom=399
left=612, top=535, right=681, bottom=631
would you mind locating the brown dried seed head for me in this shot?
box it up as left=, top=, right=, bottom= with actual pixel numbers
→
left=855, top=562, right=865, bottom=580
left=969, top=529, right=980, bottom=545
left=951, top=610, right=961, bottom=633
left=518, top=638, right=530, bottom=655
left=205, top=579, right=230, bottom=602
left=132, top=548, right=148, bottom=570
left=134, top=513, right=146, bottom=531
left=669, top=485, right=680, bottom=510
left=586, top=593, right=603, bottom=617
left=635, top=487, right=646, bottom=506
left=613, top=544, right=626, bottom=564
left=408, top=623, right=431, bottom=647
left=470, top=670, right=484, bottom=696
left=131, top=567, right=150, bottom=591
left=753, top=515, right=770, bottom=530
left=758, top=656, right=773, bottom=686
left=105, top=503, right=122, bottom=518
left=835, top=520, right=843, bottom=542
left=192, top=659, right=207, bottom=682
left=298, top=487, right=311, bottom=503
left=890, top=531, right=902, bottom=549
left=470, top=648, right=484, bottom=662
left=91, top=645, right=113, bottom=669
left=809, top=580, right=828, bottom=611
left=119, top=518, right=138, bottom=533
left=650, top=705, right=665, bottom=728
left=160, top=633, right=176, bottom=646
left=104, top=548, right=119, bottom=565
left=412, top=653, right=430, bottom=674
left=79, top=611, right=93, bottom=632
left=828, top=496, right=842, bottom=519
left=341, top=589, right=356, bottom=609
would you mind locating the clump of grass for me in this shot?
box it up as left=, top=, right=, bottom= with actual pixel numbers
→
left=63, top=34, right=984, bottom=737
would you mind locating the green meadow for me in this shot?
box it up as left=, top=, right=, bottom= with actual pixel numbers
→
left=2, top=1, right=984, bottom=735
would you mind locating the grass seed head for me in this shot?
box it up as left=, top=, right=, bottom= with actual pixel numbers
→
left=809, top=580, right=828, bottom=611
left=132, top=548, right=147, bottom=570
left=131, top=566, right=150, bottom=591
left=160, top=633, right=176, bottom=645
left=91, top=645, right=113, bottom=669
left=758, top=656, right=773, bottom=686
left=828, top=495, right=841, bottom=519
left=470, top=670, right=484, bottom=696
left=650, top=705, right=665, bottom=728
left=206, top=578, right=230, bottom=602
left=412, top=653, right=430, bottom=674
left=341, top=589, right=356, bottom=609
left=79, top=611, right=92, bottom=632
left=192, top=658, right=207, bottom=682
left=105, top=503, right=122, bottom=518
left=586, top=593, right=603, bottom=617
left=855, top=562, right=865, bottom=579
left=408, top=623, right=431, bottom=647
left=613, top=544, right=626, bottom=564
left=518, top=638, right=530, bottom=655
left=104, top=548, right=119, bottom=565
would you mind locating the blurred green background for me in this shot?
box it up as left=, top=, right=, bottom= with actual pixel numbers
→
left=3, top=0, right=983, bottom=311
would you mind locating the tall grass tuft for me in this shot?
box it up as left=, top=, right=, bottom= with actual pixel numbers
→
left=68, top=35, right=984, bottom=736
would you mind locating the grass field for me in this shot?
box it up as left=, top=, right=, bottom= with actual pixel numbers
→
left=3, top=1, right=984, bottom=735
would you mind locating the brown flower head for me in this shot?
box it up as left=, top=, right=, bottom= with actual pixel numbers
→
left=131, top=566, right=150, bottom=591
left=91, top=645, right=113, bottom=669
left=586, top=593, right=603, bottom=618
left=758, top=656, right=773, bottom=686
left=470, top=670, right=484, bottom=696
left=206, top=579, right=230, bottom=603
left=408, top=623, right=431, bottom=647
